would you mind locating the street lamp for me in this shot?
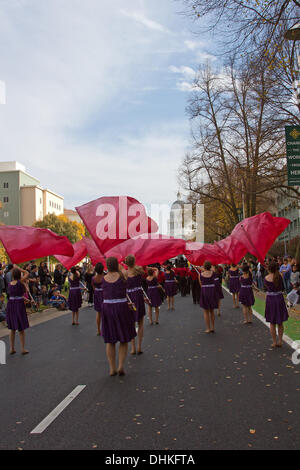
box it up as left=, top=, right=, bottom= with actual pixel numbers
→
left=284, top=23, right=300, bottom=41
left=284, top=23, right=300, bottom=106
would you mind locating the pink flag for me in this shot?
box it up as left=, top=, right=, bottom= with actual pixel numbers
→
left=75, top=196, right=158, bottom=254
left=55, top=238, right=87, bottom=270
left=215, top=235, right=248, bottom=264
left=185, top=242, right=227, bottom=265
left=0, top=226, right=74, bottom=264
left=83, top=237, right=107, bottom=268
left=105, top=235, right=186, bottom=266
left=231, top=212, right=290, bottom=262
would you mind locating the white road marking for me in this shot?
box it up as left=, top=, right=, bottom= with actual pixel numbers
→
left=30, top=385, right=86, bottom=434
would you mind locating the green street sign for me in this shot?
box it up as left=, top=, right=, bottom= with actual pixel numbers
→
left=285, top=126, right=300, bottom=186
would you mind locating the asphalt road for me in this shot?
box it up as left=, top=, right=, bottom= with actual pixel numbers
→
left=0, top=290, right=299, bottom=450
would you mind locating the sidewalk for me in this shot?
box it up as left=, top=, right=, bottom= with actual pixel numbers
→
left=0, top=301, right=88, bottom=339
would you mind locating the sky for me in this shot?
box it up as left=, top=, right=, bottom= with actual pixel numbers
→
left=0, top=0, right=217, bottom=212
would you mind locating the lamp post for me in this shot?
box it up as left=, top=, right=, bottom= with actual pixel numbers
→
left=284, top=23, right=300, bottom=106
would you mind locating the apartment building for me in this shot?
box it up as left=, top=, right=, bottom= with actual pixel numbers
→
left=0, top=161, right=64, bottom=226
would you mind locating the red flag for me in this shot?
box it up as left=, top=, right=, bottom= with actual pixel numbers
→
left=105, top=235, right=186, bottom=266
left=215, top=235, right=248, bottom=264
left=75, top=196, right=158, bottom=254
left=0, top=226, right=74, bottom=264
left=83, top=237, right=107, bottom=268
left=185, top=242, right=227, bottom=265
left=55, top=239, right=87, bottom=270
left=231, top=212, right=290, bottom=262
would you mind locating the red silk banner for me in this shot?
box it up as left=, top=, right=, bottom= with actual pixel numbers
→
left=185, top=214, right=290, bottom=265
left=76, top=196, right=158, bottom=254
left=231, top=212, right=290, bottom=263
left=0, top=226, right=74, bottom=264
left=105, top=235, right=186, bottom=266
left=55, top=238, right=87, bottom=270
left=83, top=237, right=107, bottom=268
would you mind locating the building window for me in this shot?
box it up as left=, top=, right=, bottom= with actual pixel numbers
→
left=3, top=182, right=8, bottom=188
left=3, top=211, right=9, bottom=217
left=3, top=196, right=9, bottom=203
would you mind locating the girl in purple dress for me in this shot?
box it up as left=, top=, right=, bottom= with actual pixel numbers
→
left=146, top=267, right=162, bottom=325
left=164, top=265, right=178, bottom=311
left=229, top=264, right=241, bottom=308
left=92, top=262, right=104, bottom=336
left=264, top=261, right=289, bottom=348
left=101, top=257, right=137, bottom=376
left=68, top=267, right=82, bottom=325
left=199, top=261, right=219, bottom=333
left=213, top=265, right=224, bottom=316
left=239, top=265, right=255, bottom=324
left=6, top=266, right=30, bottom=355
left=124, top=255, right=146, bottom=356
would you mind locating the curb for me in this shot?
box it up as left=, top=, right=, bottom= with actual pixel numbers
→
left=222, top=284, right=295, bottom=350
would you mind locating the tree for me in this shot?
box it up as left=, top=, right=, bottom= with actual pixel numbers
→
left=179, top=60, right=300, bottom=238
left=181, top=0, right=300, bottom=112
left=33, top=213, right=85, bottom=244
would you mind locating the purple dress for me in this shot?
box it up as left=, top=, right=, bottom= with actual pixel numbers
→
left=92, top=277, right=103, bottom=313
left=164, top=272, right=178, bottom=297
left=199, top=273, right=219, bottom=310
left=6, top=281, right=29, bottom=331
left=146, top=277, right=162, bottom=308
left=101, top=277, right=137, bottom=344
left=68, top=277, right=82, bottom=312
left=126, top=275, right=146, bottom=322
left=229, top=269, right=241, bottom=294
left=214, top=274, right=224, bottom=300
left=239, top=276, right=255, bottom=307
left=264, top=277, right=288, bottom=325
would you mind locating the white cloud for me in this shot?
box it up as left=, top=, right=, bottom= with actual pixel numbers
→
left=184, top=39, right=205, bottom=50
left=169, top=65, right=196, bottom=79
left=169, top=65, right=196, bottom=92
left=120, top=9, right=170, bottom=33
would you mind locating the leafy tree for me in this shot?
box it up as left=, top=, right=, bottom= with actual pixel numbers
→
left=33, top=213, right=84, bottom=244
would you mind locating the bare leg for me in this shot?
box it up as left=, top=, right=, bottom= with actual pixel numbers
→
left=148, top=305, right=153, bottom=325
left=96, top=311, right=101, bottom=335
left=217, top=299, right=221, bottom=316
left=137, top=318, right=144, bottom=353
left=118, top=342, right=128, bottom=374
left=277, top=324, right=284, bottom=346
left=72, top=312, right=75, bottom=324
left=106, top=343, right=117, bottom=375
left=130, top=336, right=137, bottom=355
left=9, top=330, right=16, bottom=354
left=248, top=307, right=253, bottom=323
left=75, top=311, right=79, bottom=325
left=171, top=296, right=175, bottom=310
left=155, top=307, right=160, bottom=324
left=19, top=330, right=28, bottom=354
left=242, top=305, right=248, bottom=323
left=270, top=324, right=277, bottom=347
left=204, top=310, right=211, bottom=333
left=167, top=296, right=171, bottom=310
left=210, top=310, right=215, bottom=332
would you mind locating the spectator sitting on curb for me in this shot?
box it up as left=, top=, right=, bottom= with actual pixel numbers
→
left=49, top=290, right=68, bottom=310
left=0, top=293, right=6, bottom=324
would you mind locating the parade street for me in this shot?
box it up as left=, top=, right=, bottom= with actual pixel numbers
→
left=0, top=290, right=299, bottom=451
